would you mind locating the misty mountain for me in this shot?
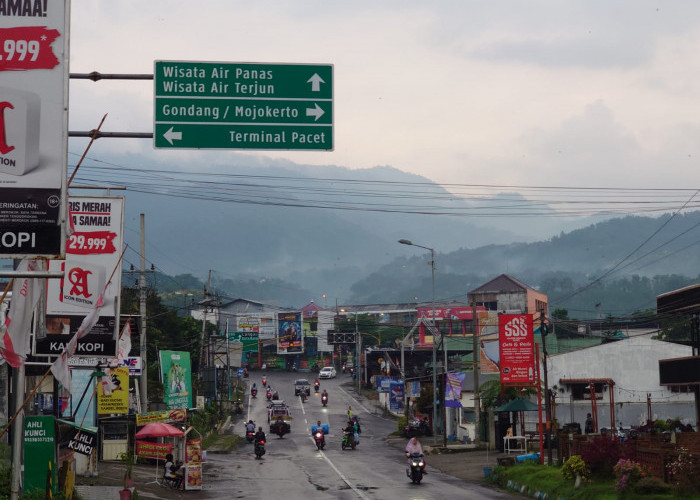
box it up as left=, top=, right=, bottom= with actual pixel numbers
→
left=75, top=152, right=699, bottom=310
left=349, top=212, right=700, bottom=316
left=80, top=152, right=560, bottom=300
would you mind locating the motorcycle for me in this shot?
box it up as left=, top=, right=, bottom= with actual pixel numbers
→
left=321, top=394, right=328, bottom=407
left=341, top=430, right=356, bottom=450
left=342, top=363, right=347, bottom=373
left=234, top=400, right=243, bottom=415
left=407, top=452, right=425, bottom=484
left=314, top=383, right=320, bottom=393
left=243, top=368, right=249, bottom=378
left=314, top=430, right=325, bottom=450
left=300, top=392, right=307, bottom=403
left=403, top=419, right=432, bottom=438
left=254, top=439, right=266, bottom=459
left=262, top=376, right=267, bottom=387
left=245, top=428, right=255, bottom=443
left=251, top=388, right=257, bottom=398
left=266, top=390, right=272, bottom=401
left=271, top=420, right=290, bottom=438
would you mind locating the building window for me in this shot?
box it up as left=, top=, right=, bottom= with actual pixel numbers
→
left=461, top=408, right=475, bottom=425
left=670, top=385, right=693, bottom=393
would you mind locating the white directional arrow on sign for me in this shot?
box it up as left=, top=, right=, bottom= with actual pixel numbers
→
left=305, top=103, right=325, bottom=121
left=307, top=73, right=325, bottom=92
left=163, top=127, right=182, bottom=145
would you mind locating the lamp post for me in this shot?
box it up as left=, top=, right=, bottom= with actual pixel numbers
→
left=399, top=239, right=438, bottom=439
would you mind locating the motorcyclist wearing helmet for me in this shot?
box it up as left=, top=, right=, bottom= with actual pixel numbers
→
left=255, top=426, right=266, bottom=444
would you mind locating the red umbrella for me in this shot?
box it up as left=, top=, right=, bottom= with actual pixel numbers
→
left=135, top=422, right=184, bottom=439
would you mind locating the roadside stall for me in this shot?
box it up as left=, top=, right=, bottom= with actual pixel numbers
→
left=134, top=422, right=184, bottom=485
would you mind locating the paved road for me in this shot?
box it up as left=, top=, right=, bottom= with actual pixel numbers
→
left=203, top=371, right=511, bottom=499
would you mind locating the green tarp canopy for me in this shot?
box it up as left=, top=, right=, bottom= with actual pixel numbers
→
left=494, top=397, right=539, bottom=413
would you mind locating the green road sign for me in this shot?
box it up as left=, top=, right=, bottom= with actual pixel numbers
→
left=154, top=61, right=333, bottom=150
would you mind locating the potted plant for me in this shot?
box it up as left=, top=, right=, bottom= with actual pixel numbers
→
left=119, top=451, right=135, bottom=497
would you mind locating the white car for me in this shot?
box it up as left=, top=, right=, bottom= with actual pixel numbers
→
left=319, top=366, right=336, bottom=379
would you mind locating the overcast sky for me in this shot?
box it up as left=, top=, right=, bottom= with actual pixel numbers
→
left=69, top=1, right=700, bottom=192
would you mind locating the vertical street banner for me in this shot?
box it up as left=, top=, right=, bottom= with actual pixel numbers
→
left=38, top=196, right=125, bottom=358
left=445, top=372, right=466, bottom=408
left=0, top=1, right=69, bottom=257
left=277, top=312, right=302, bottom=354
left=24, top=415, right=56, bottom=495
left=498, top=314, right=535, bottom=385
left=478, top=310, right=500, bottom=375
left=61, top=368, right=96, bottom=427
left=389, top=382, right=404, bottom=412
left=160, top=350, right=193, bottom=409
left=96, top=366, right=129, bottom=415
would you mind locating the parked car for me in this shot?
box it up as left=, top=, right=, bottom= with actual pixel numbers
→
left=319, top=366, right=336, bottom=379
left=294, top=378, right=311, bottom=396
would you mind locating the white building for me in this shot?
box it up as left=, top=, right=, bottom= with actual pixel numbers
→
left=545, top=336, right=695, bottom=431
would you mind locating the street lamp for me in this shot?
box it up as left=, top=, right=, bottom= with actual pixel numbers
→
left=398, top=239, right=438, bottom=439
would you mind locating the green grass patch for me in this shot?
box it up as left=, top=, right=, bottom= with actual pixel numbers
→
left=492, top=462, right=687, bottom=500
left=202, top=433, right=239, bottom=452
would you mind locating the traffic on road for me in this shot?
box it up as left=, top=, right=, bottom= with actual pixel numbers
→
left=202, top=370, right=511, bottom=499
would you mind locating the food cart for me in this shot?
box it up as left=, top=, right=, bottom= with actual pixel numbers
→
left=183, top=426, right=204, bottom=490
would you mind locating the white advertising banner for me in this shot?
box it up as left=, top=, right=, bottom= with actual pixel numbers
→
left=0, top=1, right=69, bottom=256
left=37, top=196, right=124, bottom=358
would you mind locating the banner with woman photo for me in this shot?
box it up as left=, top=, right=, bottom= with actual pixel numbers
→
left=159, top=350, right=192, bottom=409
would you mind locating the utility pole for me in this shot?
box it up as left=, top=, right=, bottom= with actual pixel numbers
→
left=541, top=308, right=553, bottom=464
left=139, top=214, right=148, bottom=412
left=355, top=312, right=361, bottom=392
left=10, top=363, right=25, bottom=500
left=199, top=271, right=212, bottom=381
left=471, top=300, right=481, bottom=446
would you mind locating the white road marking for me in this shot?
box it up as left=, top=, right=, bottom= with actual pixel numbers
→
left=310, top=434, right=371, bottom=500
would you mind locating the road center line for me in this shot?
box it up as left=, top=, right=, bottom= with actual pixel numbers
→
left=313, top=435, right=371, bottom=500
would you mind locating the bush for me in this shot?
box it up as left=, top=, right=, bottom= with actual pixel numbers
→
left=667, top=446, right=700, bottom=495
left=580, top=436, right=620, bottom=478
left=613, top=458, right=647, bottom=494
left=561, top=455, right=590, bottom=481
left=632, top=476, right=672, bottom=495
left=396, top=415, right=407, bottom=434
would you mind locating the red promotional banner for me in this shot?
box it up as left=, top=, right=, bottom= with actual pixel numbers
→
left=0, top=27, right=61, bottom=71
left=498, top=314, right=535, bottom=385
left=66, top=231, right=117, bottom=255
left=136, top=440, right=173, bottom=459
